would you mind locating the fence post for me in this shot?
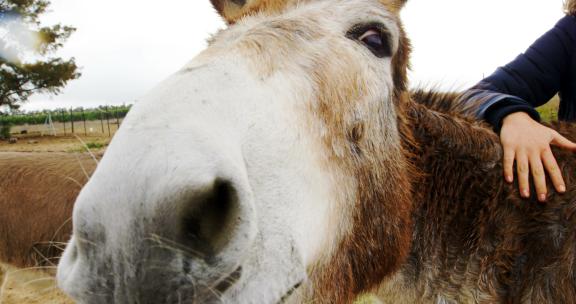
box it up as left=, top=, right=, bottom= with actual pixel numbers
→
left=70, top=108, right=75, bottom=134
left=115, top=108, right=120, bottom=130
left=81, top=108, right=87, bottom=136
left=61, top=109, right=67, bottom=136
left=106, top=106, right=111, bottom=137
left=100, top=109, right=105, bottom=134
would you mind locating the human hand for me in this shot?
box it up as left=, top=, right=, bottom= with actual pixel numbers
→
left=500, top=112, right=576, bottom=202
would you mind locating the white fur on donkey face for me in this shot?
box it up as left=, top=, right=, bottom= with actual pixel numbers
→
left=57, top=0, right=402, bottom=302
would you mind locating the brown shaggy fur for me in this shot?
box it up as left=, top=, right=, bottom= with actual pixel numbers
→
left=377, top=100, right=576, bottom=303
left=410, top=88, right=497, bottom=122
left=0, top=153, right=96, bottom=271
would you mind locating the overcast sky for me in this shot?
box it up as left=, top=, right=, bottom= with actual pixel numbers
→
left=20, top=0, right=566, bottom=111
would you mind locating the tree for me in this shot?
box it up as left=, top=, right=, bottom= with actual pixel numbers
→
left=0, top=0, right=79, bottom=112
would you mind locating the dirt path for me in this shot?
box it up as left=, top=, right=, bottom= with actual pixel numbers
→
left=0, top=135, right=109, bottom=153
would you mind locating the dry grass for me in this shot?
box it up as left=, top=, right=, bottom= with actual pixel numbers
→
left=0, top=139, right=99, bottom=303
left=0, top=265, right=73, bottom=304
left=0, top=135, right=110, bottom=153
left=354, top=294, right=380, bottom=303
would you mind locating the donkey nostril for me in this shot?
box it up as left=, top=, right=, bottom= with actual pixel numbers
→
left=181, top=179, right=240, bottom=260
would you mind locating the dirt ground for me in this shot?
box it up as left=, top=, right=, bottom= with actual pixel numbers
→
left=1, top=265, right=73, bottom=304
left=0, top=134, right=110, bottom=153
left=0, top=136, right=104, bottom=303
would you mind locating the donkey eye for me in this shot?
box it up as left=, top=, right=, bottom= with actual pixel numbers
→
left=347, top=24, right=391, bottom=58
left=360, top=29, right=384, bottom=49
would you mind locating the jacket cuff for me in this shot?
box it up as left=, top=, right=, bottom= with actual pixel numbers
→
left=484, top=99, right=541, bottom=133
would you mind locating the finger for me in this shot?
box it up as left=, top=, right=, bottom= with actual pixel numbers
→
left=516, top=152, right=530, bottom=198
left=529, top=154, right=547, bottom=202
left=503, top=147, right=515, bottom=183
left=551, top=132, right=576, bottom=151
left=541, top=149, right=566, bottom=193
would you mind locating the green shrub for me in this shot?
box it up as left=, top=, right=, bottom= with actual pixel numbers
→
left=85, top=142, right=105, bottom=149
left=0, top=123, right=12, bottom=139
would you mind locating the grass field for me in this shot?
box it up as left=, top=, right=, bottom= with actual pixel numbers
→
left=537, top=95, right=560, bottom=122
left=0, top=138, right=103, bottom=304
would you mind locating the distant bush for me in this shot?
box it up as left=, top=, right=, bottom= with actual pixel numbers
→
left=86, top=142, right=105, bottom=149
left=0, top=123, right=12, bottom=139
left=67, top=141, right=106, bottom=153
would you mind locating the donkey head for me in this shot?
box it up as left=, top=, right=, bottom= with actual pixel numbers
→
left=57, top=0, right=414, bottom=303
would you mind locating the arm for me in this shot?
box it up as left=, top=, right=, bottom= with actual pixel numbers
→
left=464, top=15, right=576, bottom=201
left=474, top=15, right=576, bottom=130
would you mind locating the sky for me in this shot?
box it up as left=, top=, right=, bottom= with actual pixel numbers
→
left=12, top=0, right=566, bottom=111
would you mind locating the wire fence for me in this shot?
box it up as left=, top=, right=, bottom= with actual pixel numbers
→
left=0, top=105, right=131, bottom=138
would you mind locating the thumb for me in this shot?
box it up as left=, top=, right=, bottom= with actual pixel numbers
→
left=551, top=131, right=576, bottom=151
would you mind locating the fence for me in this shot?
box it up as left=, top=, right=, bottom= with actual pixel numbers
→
left=0, top=105, right=131, bottom=137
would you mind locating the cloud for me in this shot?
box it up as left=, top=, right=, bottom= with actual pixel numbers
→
left=0, top=13, right=42, bottom=64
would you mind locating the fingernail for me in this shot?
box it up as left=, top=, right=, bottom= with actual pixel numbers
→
left=539, top=194, right=547, bottom=202
left=559, top=185, right=566, bottom=193
left=522, top=190, right=529, bottom=198
left=505, top=176, right=513, bottom=183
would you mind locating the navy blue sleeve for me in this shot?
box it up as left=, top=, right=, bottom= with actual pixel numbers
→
left=466, top=15, right=576, bottom=131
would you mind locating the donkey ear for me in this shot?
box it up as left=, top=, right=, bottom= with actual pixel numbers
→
left=387, top=0, right=408, bottom=13
left=566, top=0, right=576, bottom=15
left=210, top=0, right=247, bottom=23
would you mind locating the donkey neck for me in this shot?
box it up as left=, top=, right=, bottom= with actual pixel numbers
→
left=374, top=102, right=510, bottom=301
left=384, top=100, right=576, bottom=303
left=404, top=101, right=507, bottom=265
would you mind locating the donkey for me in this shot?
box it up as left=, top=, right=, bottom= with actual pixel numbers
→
left=56, top=0, right=576, bottom=303
left=0, top=152, right=96, bottom=286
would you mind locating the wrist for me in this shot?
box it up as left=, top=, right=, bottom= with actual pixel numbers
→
left=502, top=111, right=533, bottom=125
